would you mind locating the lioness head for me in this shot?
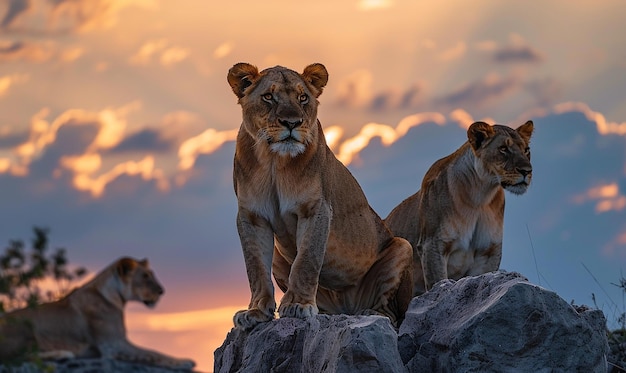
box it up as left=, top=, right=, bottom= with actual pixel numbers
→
left=227, top=63, right=329, bottom=157
left=467, top=120, right=534, bottom=195
left=116, top=257, right=164, bottom=308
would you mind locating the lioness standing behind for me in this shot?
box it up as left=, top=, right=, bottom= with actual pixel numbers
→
left=228, top=63, right=413, bottom=329
left=385, top=121, right=533, bottom=296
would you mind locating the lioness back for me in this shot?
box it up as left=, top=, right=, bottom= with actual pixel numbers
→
left=229, top=62, right=413, bottom=328
left=385, top=121, right=533, bottom=295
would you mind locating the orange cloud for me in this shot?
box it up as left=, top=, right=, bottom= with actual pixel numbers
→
left=572, top=182, right=626, bottom=213
left=357, top=0, right=393, bottom=11
left=127, top=306, right=242, bottom=332
left=70, top=156, right=169, bottom=198
left=0, top=73, right=28, bottom=97
left=49, top=0, right=158, bottom=32
left=336, top=112, right=446, bottom=165
left=129, top=39, right=169, bottom=66
left=439, top=41, right=467, bottom=61
left=0, top=41, right=55, bottom=63
left=554, top=102, right=626, bottom=136
left=130, top=39, right=188, bottom=67
left=213, top=42, right=234, bottom=59
left=178, top=128, right=238, bottom=171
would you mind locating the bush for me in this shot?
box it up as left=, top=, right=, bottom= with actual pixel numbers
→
left=0, top=227, right=87, bottom=313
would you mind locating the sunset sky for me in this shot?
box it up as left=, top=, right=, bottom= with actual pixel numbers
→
left=1, top=0, right=626, bottom=371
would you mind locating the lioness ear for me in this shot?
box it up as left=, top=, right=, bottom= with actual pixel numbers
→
left=227, top=63, right=260, bottom=99
left=467, top=121, right=495, bottom=150
left=117, top=257, right=137, bottom=277
left=517, top=120, right=534, bottom=143
left=302, top=63, right=329, bottom=97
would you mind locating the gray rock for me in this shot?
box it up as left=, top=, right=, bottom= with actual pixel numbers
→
left=398, top=270, right=609, bottom=373
left=0, top=358, right=194, bottom=373
left=214, top=314, right=405, bottom=373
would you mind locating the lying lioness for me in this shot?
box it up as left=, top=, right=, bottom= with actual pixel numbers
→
left=0, top=257, right=195, bottom=370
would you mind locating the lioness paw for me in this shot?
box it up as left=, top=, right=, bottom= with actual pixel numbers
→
left=278, top=302, right=318, bottom=319
left=234, top=308, right=274, bottom=329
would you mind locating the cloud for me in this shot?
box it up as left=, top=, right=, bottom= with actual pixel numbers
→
left=357, top=0, right=393, bottom=11
left=213, top=42, right=233, bottom=59
left=0, top=73, right=28, bottom=96
left=130, top=39, right=189, bottom=67
left=439, top=41, right=467, bottom=61
left=435, top=73, right=521, bottom=109
left=108, top=129, right=174, bottom=153
left=478, top=34, right=543, bottom=64
left=0, top=40, right=54, bottom=63
left=553, top=101, right=626, bottom=136
left=1, top=0, right=32, bottom=29
left=178, top=128, right=238, bottom=171
left=572, top=183, right=626, bottom=214
left=493, top=44, right=543, bottom=64
left=1, top=0, right=156, bottom=34
left=48, top=0, right=158, bottom=33
left=127, top=306, right=241, bottom=332
left=334, top=69, right=423, bottom=112
left=526, top=77, right=564, bottom=107
left=335, top=69, right=374, bottom=108
left=335, top=112, right=446, bottom=165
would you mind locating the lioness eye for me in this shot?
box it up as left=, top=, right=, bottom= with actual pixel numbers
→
left=524, top=147, right=530, bottom=155
left=299, top=94, right=308, bottom=103
left=262, top=93, right=273, bottom=101
left=499, top=146, right=508, bottom=154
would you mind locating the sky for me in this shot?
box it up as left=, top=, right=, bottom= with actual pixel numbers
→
left=1, top=0, right=626, bottom=371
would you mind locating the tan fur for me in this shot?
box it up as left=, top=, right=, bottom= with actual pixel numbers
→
left=228, top=63, right=413, bottom=329
left=0, top=257, right=195, bottom=370
left=385, top=121, right=534, bottom=295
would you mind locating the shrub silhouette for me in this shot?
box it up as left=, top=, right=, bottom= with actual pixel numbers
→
left=0, top=227, right=87, bottom=313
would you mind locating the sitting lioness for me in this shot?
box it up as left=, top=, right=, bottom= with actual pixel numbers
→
left=385, top=121, right=533, bottom=295
left=0, top=257, right=195, bottom=370
left=228, top=62, right=413, bottom=329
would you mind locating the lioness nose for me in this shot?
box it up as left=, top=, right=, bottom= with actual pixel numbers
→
left=517, top=166, right=532, bottom=177
left=278, top=118, right=303, bottom=130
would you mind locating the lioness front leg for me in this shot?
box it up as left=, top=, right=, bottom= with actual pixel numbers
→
left=234, top=208, right=276, bottom=329
left=278, top=200, right=331, bottom=319
left=421, top=238, right=448, bottom=291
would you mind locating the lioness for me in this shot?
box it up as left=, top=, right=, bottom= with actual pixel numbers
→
left=385, top=121, right=533, bottom=295
left=228, top=62, right=413, bottom=329
left=0, top=257, right=195, bottom=370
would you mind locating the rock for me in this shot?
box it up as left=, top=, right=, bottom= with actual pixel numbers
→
left=0, top=358, right=194, bottom=373
left=214, top=314, right=405, bottom=373
left=398, top=271, right=609, bottom=373
left=215, top=271, right=609, bottom=373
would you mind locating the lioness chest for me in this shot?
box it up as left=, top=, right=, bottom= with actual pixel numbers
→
left=441, top=201, right=503, bottom=279
left=235, top=157, right=380, bottom=287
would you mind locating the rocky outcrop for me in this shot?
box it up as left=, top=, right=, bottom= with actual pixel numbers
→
left=214, top=314, right=403, bottom=373
left=0, top=358, right=193, bottom=373
left=398, top=271, right=608, bottom=372
left=214, top=270, right=609, bottom=373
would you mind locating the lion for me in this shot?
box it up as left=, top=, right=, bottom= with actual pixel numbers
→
left=0, top=257, right=195, bottom=370
left=227, top=62, right=413, bottom=329
left=385, top=120, right=534, bottom=295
